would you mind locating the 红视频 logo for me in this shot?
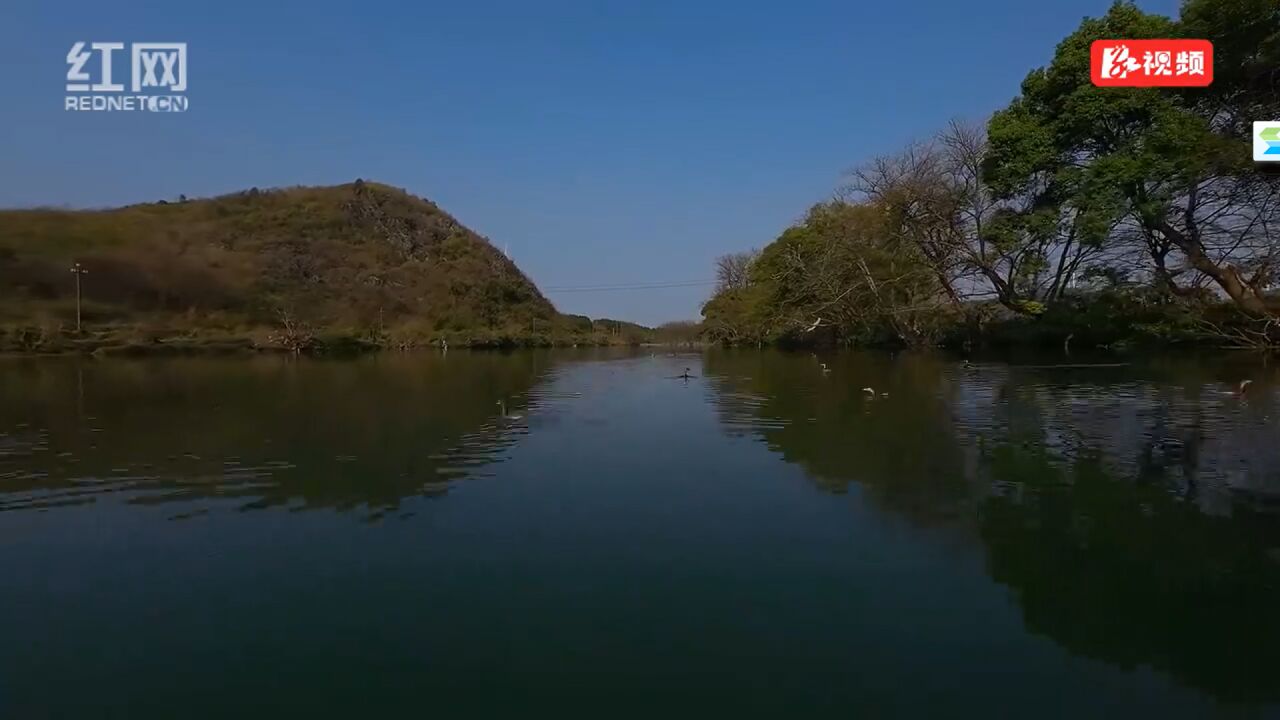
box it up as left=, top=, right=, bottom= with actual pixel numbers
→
left=1091, top=39, right=1212, bottom=87
left=65, top=42, right=188, bottom=112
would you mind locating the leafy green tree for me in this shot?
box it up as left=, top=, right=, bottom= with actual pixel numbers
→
left=703, top=201, right=953, bottom=347
left=985, top=0, right=1280, bottom=316
left=849, top=121, right=1104, bottom=315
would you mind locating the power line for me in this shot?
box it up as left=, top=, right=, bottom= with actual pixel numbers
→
left=541, top=279, right=716, bottom=293
left=542, top=279, right=714, bottom=290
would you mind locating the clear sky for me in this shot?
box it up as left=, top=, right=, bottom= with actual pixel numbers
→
left=1, top=0, right=1179, bottom=325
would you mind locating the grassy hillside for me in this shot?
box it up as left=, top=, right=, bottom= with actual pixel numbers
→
left=0, top=181, right=646, bottom=352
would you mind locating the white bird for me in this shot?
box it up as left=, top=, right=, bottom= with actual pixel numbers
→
left=820, top=363, right=831, bottom=374
left=862, top=387, right=875, bottom=394
left=496, top=400, right=523, bottom=420
left=1215, top=380, right=1252, bottom=397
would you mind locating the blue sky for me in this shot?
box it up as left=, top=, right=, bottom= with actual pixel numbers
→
left=1, top=0, right=1179, bottom=325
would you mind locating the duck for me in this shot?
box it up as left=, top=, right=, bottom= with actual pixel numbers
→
left=496, top=400, right=523, bottom=420
left=820, top=363, right=831, bottom=374
left=677, top=367, right=695, bottom=380
left=862, top=387, right=875, bottom=394
left=1216, top=380, right=1252, bottom=396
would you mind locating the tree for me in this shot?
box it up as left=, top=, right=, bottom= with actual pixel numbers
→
left=847, top=120, right=1112, bottom=316
left=714, top=249, right=760, bottom=292
left=984, top=0, right=1280, bottom=316
left=703, top=201, right=954, bottom=347
left=846, top=137, right=969, bottom=306
left=654, top=320, right=703, bottom=346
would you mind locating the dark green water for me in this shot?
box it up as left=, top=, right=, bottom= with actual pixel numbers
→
left=2, top=350, right=1279, bottom=717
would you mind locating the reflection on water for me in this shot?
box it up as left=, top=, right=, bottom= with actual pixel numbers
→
left=0, top=353, right=549, bottom=520
left=3, top=349, right=1280, bottom=715
left=705, top=350, right=1280, bottom=705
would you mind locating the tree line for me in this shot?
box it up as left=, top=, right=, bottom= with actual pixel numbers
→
left=703, top=0, right=1280, bottom=350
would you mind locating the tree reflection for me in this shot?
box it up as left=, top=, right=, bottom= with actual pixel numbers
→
left=0, top=352, right=549, bottom=520
left=706, top=350, right=1280, bottom=703
left=705, top=350, right=978, bottom=526
left=981, top=444, right=1280, bottom=703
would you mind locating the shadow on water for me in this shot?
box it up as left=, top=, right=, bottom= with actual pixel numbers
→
left=704, top=348, right=1280, bottom=705
left=0, top=352, right=550, bottom=521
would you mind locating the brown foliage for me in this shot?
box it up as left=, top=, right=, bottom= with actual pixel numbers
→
left=0, top=182, right=556, bottom=337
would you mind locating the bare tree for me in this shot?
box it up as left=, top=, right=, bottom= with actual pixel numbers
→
left=1136, top=171, right=1280, bottom=314
left=269, top=307, right=316, bottom=355
left=714, top=249, right=760, bottom=293
left=845, top=120, right=1110, bottom=314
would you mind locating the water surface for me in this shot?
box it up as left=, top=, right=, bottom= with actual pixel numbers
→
left=2, top=350, right=1278, bottom=717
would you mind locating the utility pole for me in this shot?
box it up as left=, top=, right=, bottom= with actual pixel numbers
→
left=69, top=262, right=87, bottom=332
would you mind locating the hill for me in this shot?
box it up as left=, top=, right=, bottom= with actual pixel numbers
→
left=0, top=181, right=644, bottom=352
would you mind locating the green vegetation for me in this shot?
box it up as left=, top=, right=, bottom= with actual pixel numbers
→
left=5, top=0, right=1273, bottom=356
left=652, top=320, right=704, bottom=347
left=0, top=181, right=654, bottom=353
left=703, top=0, right=1280, bottom=352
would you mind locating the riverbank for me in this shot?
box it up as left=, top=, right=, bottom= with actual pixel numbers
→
left=707, top=288, right=1280, bottom=355
left=0, top=323, right=658, bottom=357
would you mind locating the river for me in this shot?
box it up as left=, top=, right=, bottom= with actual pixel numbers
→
left=2, top=349, right=1278, bottom=717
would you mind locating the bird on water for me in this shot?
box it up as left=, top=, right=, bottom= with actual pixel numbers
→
left=1209, top=380, right=1250, bottom=397
left=496, top=400, right=523, bottom=420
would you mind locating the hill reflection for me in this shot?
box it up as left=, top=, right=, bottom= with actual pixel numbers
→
left=704, top=349, right=1280, bottom=704
left=0, top=353, right=549, bottom=520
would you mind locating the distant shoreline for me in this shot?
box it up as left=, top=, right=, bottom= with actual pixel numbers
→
left=0, top=329, right=707, bottom=357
